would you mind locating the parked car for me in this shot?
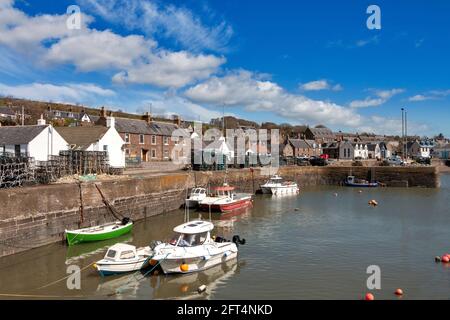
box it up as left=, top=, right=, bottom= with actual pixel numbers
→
left=310, top=156, right=328, bottom=166
left=415, top=156, right=431, bottom=165
left=384, top=156, right=404, bottom=166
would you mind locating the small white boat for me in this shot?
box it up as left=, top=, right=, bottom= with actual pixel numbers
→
left=185, top=187, right=207, bottom=208
left=94, top=243, right=153, bottom=276
left=260, top=175, right=299, bottom=195
left=151, top=220, right=245, bottom=274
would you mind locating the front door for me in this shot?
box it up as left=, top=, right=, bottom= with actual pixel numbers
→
left=141, top=149, right=149, bottom=162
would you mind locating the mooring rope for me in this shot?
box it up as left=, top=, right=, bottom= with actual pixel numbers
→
left=35, top=261, right=95, bottom=290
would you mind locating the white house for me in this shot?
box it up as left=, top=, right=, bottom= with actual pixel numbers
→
left=367, top=143, right=381, bottom=159
left=203, top=136, right=234, bottom=162
left=352, top=143, right=369, bottom=159
left=56, top=117, right=126, bottom=168
left=0, top=120, right=68, bottom=161
left=407, top=140, right=433, bottom=158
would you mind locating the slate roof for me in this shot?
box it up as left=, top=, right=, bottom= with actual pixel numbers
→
left=0, top=125, right=48, bottom=145
left=307, top=127, right=335, bottom=139
left=0, top=106, right=16, bottom=116
left=288, top=139, right=312, bottom=149
left=55, top=126, right=109, bottom=150
left=111, top=117, right=188, bottom=137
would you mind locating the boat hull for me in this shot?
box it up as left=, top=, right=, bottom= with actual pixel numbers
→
left=200, top=198, right=253, bottom=213
left=65, top=222, right=133, bottom=246
left=261, top=186, right=299, bottom=195
left=158, top=247, right=238, bottom=274
left=185, top=199, right=199, bottom=209
left=344, top=182, right=379, bottom=188
left=95, top=259, right=149, bottom=276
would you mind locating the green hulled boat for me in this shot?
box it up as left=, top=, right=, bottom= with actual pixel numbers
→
left=65, top=220, right=133, bottom=246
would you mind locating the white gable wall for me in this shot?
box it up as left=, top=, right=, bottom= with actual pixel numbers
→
left=86, top=127, right=125, bottom=168
left=28, top=126, right=68, bottom=161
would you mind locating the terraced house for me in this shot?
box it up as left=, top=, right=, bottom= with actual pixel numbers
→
left=96, top=108, right=188, bottom=163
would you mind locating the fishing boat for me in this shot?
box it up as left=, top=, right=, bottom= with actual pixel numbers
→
left=65, top=218, right=133, bottom=246
left=260, top=174, right=299, bottom=195
left=150, top=220, right=245, bottom=274
left=93, top=243, right=153, bottom=276
left=199, top=184, right=253, bottom=213
left=344, top=176, right=379, bottom=187
left=185, top=187, right=207, bottom=209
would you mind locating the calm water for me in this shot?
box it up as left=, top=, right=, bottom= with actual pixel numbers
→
left=0, top=175, right=449, bottom=300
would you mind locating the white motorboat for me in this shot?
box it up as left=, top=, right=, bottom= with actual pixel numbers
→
left=150, top=220, right=245, bottom=274
left=185, top=187, right=207, bottom=208
left=260, top=175, right=299, bottom=195
left=94, top=243, right=153, bottom=276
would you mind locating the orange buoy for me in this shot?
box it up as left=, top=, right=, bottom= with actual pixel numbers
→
left=442, top=255, right=450, bottom=263
left=180, top=263, right=189, bottom=272
left=395, top=288, right=403, bottom=296
left=365, top=293, right=375, bottom=301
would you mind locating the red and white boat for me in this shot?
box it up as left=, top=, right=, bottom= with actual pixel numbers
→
left=199, top=184, right=253, bottom=213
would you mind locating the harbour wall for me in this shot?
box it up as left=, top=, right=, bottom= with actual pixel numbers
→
left=0, top=166, right=439, bottom=258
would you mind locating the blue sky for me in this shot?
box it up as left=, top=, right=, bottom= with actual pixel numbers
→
left=0, top=0, right=449, bottom=136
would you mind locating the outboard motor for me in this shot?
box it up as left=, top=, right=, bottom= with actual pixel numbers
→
left=232, top=235, right=246, bottom=246
left=121, top=217, right=131, bottom=225
left=215, top=236, right=227, bottom=243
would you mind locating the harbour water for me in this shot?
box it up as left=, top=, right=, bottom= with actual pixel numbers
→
left=0, top=174, right=449, bottom=299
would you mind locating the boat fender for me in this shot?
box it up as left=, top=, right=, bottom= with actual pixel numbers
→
left=198, top=285, right=207, bottom=293
left=121, top=217, right=131, bottom=225
left=180, top=264, right=189, bottom=272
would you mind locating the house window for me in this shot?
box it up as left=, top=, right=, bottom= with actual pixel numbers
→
left=125, top=149, right=130, bottom=156
left=151, top=149, right=157, bottom=158
left=103, top=145, right=108, bottom=152
left=151, top=135, right=156, bottom=145
left=163, top=150, right=169, bottom=159
left=163, top=136, right=169, bottom=145
left=139, top=134, right=145, bottom=144
left=124, top=133, right=130, bottom=144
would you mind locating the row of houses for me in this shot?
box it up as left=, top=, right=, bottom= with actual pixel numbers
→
left=0, top=108, right=193, bottom=168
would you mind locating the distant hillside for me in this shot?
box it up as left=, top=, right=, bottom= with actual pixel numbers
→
left=0, top=97, right=175, bottom=126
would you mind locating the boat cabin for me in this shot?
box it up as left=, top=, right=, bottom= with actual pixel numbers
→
left=104, top=243, right=138, bottom=261
left=211, top=185, right=236, bottom=198
left=169, top=220, right=214, bottom=247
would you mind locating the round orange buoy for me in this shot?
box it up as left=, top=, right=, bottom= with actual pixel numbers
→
left=442, top=255, right=450, bottom=263
left=180, top=263, right=189, bottom=272
left=365, top=293, right=375, bottom=301
left=149, top=259, right=157, bottom=266
left=395, top=288, right=403, bottom=296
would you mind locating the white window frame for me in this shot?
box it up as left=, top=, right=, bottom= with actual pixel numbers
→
left=151, top=135, right=156, bottom=145
left=139, top=134, right=145, bottom=145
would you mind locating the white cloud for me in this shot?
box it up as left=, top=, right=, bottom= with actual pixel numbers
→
left=409, top=90, right=450, bottom=102
left=44, top=30, right=154, bottom=71
left=77, top=0, right=233, bottom=52
left=113, top=51, right=225, bottom=88
left=0, top=1, right=225, bottom=88
left=185, top=70, right=361, bottom=127
left=355, top=35, right=380, bottom=47
left=350, top=88, right=404, bottom=108
left=0, top=82, right=115, bottom=103
left=300, top=80, right=342, bottom=91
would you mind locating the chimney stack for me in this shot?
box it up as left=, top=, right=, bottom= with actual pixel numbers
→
left=100, top=106, right=107, bottom=117
left=143, top=112, right=152, bottom=123
left=173, top=115, right=181, bottom=126
left=106, top=116, right=115, bottom=128
left=37, top=114, right=46, bottom=125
